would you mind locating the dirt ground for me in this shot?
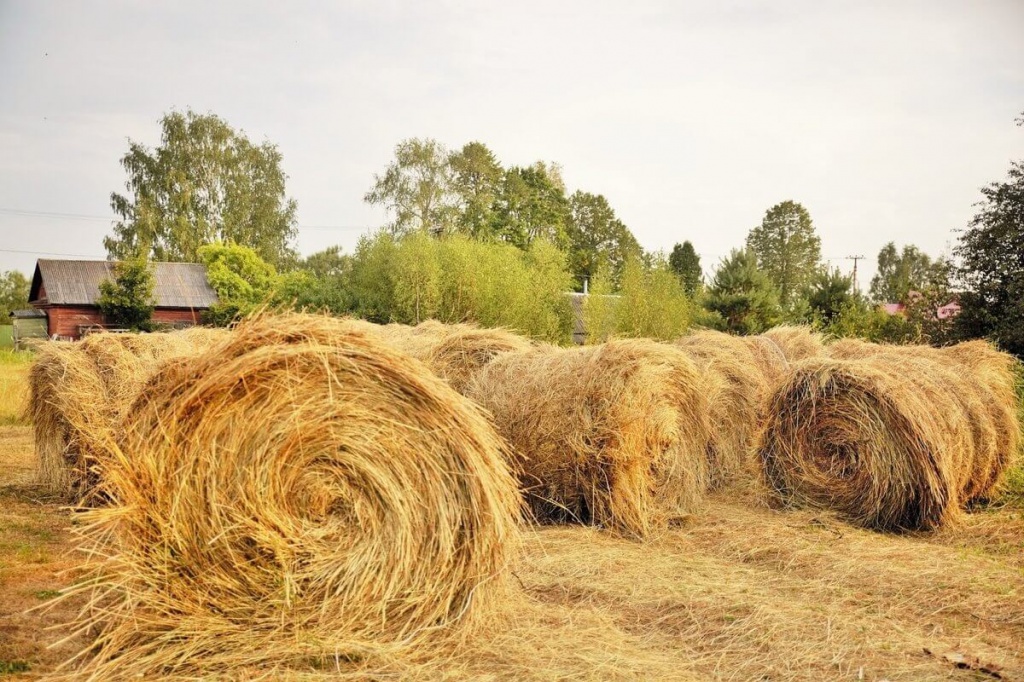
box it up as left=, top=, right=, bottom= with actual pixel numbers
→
left=2, top=419, right=1022, bottom=681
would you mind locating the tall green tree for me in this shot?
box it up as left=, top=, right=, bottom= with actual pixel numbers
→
left=868, top=242, right=951, bottom=303
left=97, top=254, right=155, bottom=331
left=105, top=110, right=298, bottom=267
left=490, top=165, right=571, bottom=249
left=0, top=271, right=30, bottom=320
left=364, top=137, right=458, bottom=236
left=704, top=249, right=780, bottom=334
left=449, top=141, right=504, bottom=239
left=745, top=200, right=822, bottom=307
left=566, top=191, right=642, bottom=291
left=198, top=242, right=279, bottom=325
left=807, top=267, right=856, bottom=325
left=954, top=113, right=1024, bottom=356
left=668, top=241, right=702, bottom=296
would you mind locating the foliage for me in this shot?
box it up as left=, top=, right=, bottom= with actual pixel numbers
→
left=868, top=242, right=951, bottom=304
left=954, top=118, right=1024, bottom=357
left=449, top=142, right=504, bottom=238
left=566, top=191, right=642, bottom=291
left=669, top=241, right=702, bottom=296
left=97, top=254, right=155, bottom=331
left=491, top=164, right=571, bottom=249
left=289, top=246, right=352, bottom=313
left=818, top=300, right=920, bottom=344
left=364, top=138, right=459, bottom=237
left=105, top=109, right=298, bottom=266
left=704, top=249, right=780, bottom=334
left=583, top=256, right=692, bottom=342
left=746, top=200, right=822, bottom=307
left=346, top=233, right=573, bottom=343
left=198, top=242, right=279, bottom=325
left=0, top=270, right=30, bottom=320
left=806, top=268, right=856, bottom=326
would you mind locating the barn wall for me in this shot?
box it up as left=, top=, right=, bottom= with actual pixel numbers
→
left=152, top=309, right=204, bottom=326
left=35, top=306, right=207, bottom=340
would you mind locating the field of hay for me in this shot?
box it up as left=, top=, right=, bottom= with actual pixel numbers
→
left=3, top=323, right=1024, bottom=680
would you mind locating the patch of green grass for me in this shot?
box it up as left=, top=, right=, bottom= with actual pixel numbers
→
left=0, top=660, right=30, bottom=675
left=0, top=349, right=32, bottom=366
left=33, top=589, right=62, bottom=600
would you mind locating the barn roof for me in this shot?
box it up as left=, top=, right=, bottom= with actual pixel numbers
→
left=29, top=259, right=218, bottom=309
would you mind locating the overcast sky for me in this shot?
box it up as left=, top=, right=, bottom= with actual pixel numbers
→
left=1, top=0, right=1022, bottom=289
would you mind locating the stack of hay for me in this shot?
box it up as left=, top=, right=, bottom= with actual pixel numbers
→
left=673, top=330, right=774, bottom=489
left=468, top=339, right=713, bottom=538
left=759, top=337, right=1021, bottom=530
left=59, top=313, right=522, bottom=680
left=29, top=327, right=228, bottom=503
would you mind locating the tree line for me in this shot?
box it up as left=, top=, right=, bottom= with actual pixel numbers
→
left=5, top=108, right=1023, bottom=358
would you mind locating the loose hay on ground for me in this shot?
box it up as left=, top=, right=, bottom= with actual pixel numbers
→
left=57, top=313, right=522, bottom=680
left=760, top=344, right=1019, bottom=530
left=468, top=339, right=713, bottom=538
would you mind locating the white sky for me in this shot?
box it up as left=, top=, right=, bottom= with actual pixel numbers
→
left=1, top=0, right=1022, bottom=290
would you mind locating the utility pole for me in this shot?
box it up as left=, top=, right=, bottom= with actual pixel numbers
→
left=846, top=255, right=865, bottom=293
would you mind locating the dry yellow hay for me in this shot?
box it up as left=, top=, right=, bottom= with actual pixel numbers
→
left=760, top=345, right=1012, bottom=530
left=738, top=334, right=790, bottom=385
left=28, top=328, right=228, bottom=502
left=673, top=330, right=772, bottom=489
left=468, top=339, right=712, bottom=538
left=761, top=325, right=825, bottom=363
left=58, top=313, right=522, bottom=680
left=827, top=337, right=1022, bottom=501
left=345, top=319, right=534, bottom=394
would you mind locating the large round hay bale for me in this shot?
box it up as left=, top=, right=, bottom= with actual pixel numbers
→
left=673, top=330, right=771, bottom=488
left=759, top=352, right=989, bottom=531
left=29, top=328, right=229, bottom=501
left=827, top=337, right=1022, bottom=501
left=468, top=339, right=712, bottom=538
left=761, top=326, right=825, bottom=363
left=739, top=334, right=790, bottom=385
left=64, top=313, right=521, bottom=679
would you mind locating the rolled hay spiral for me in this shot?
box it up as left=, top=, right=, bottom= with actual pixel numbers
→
left=467, top=339, right=713, bottom=538
left=29, top=327, right=228, bottom=502
left=59, top=313, right=522, bottom=680
left=761, top=325, right=825, bottom=363
left=673, top=330, right=773, bottom=488
left=827, top=337, right=1021, bottom=501
left=759, top=348, right=999, bottom=531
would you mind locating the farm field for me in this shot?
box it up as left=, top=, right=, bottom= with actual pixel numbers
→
left=3, top=336, right=1024, bottom=680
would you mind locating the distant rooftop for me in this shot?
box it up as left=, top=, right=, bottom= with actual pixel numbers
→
left=29, top=259, right=218, bottom=309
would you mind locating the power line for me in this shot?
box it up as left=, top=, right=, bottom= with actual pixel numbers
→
left=0, top=247, right=106, bottom=258
left=0, top=207, right=372, bottom=231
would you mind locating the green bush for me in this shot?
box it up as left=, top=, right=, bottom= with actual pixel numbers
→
left=346, top=233, right=573, bottom=344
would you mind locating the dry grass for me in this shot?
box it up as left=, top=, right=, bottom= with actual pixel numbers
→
left=673, top=330, right=773, bottom=489
left=28, top=328, right=228, bottom=502
left=761, top=325, right=825, bottom=363
left=342, top=319, right=534, bottom=394
left=468, top=339, right=713, bottom=539
left=56, top=313, right=522, bottom=680
left=0, top=350, right=32, bottom=426
left=1, top=423, right=1023, bottom=680
left=761, top=344, right=1019, bottom=530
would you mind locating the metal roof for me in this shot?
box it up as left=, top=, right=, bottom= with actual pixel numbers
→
left=30, top=259, right=218, bottom=308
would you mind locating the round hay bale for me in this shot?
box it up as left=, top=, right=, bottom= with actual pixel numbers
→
left=468, top=339, right=713, bottom=538
left=29, top=328, right=230, bottom=501
left=761, top=326, right=825, bottom=363
left=826, top=338, right=1019, bottom=502
left=64, top=313, right=521, bottom=679
left=673, top=330, right=771, bottom=489
left=759, top=353, right=985, bottom=531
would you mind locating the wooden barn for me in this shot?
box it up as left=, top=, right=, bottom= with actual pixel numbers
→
left=28, top=259, right=218, bottom=340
